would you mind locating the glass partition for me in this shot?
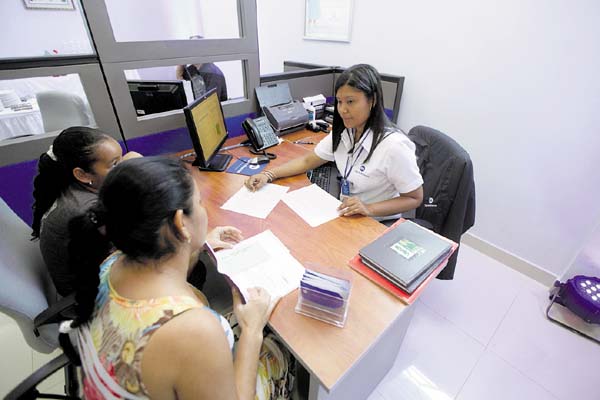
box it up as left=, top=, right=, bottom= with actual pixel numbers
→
left=124, top=60, right=245, bottom=119
left=0, top=0, right=94, bottom=60
left=0, top=74, right=95, bottom=141
left=104, top=0, right=240, bottom=42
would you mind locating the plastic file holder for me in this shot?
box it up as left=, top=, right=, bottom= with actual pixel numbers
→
left=296, top=286, right=350, bottom=327
left=295, top=263, right=353, bottom=328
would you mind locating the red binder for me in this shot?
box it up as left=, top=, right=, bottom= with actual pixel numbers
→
left=349, top=219, right=458, bottom=305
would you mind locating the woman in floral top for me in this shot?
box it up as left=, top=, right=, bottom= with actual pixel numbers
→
left=69, top=157, right=284, bottom=399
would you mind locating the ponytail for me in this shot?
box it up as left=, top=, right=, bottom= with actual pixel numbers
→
left=68, top=203, right=111, bottom=326
left=31, top=152, right=70, bottom=238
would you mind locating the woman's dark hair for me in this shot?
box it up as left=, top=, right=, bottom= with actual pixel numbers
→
left=69, top=157, right=195, bottom=325
left=332, top=64, right=395, bottom=162
left=31, top=126, right=112, bottom=239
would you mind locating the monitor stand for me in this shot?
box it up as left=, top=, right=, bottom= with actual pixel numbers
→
left=194, top=153, right=232, bottom=172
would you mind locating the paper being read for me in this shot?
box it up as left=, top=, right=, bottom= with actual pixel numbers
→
left=215, top=230, right=305, bottom=300
left=221, top=183, right=289, bottom=219
left=282, top=184, right=341, bottom=227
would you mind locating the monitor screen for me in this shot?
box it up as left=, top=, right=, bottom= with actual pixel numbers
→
left=127, top=80, right=188, bottom=116
left=183, top=88, right=232, bottom=171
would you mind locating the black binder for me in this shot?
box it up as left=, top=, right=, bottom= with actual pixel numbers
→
left=359, top=220, right=452, bottom=290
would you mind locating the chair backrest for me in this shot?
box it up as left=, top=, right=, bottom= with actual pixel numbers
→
left=0, top=197, right=59, bottom=353
left=407, top=125, right=476, bottom=279
left=36, top=90, right=90, bottom=132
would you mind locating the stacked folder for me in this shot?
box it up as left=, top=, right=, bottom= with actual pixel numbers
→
left=350, top=220, right=457, bottom=304
left=295, top=267, right=352, bottom=327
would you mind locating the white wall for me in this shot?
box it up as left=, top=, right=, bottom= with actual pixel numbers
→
left=257, top=0, right=600, bottom=277
left=0, top=0, right=93, bottom=58
left=562, top=220, right=600, bottom=279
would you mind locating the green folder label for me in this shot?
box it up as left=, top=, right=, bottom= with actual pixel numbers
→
left=390, top=239, right=425, bottom=260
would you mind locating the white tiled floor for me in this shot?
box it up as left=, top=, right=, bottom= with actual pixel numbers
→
left=1, top=244, right=598, bottom=399
left=369, top=244, right=600, bottom=400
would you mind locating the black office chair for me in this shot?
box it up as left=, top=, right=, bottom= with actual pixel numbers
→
left=0, top=197, right=80, bottom=399
left=407, top=125, right=476, bottom=280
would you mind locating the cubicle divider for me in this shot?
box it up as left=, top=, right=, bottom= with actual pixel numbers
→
left=260, top=67, right=336, bottom=101
left=282, top=61, right=404, bottom=123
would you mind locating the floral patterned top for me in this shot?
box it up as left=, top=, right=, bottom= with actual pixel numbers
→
left=80, top=252, right=234, bottom=399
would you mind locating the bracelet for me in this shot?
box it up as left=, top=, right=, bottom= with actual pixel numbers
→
left=262, top=170, right=277, bottom=183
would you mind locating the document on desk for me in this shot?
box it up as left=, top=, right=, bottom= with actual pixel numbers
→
left=215, top=230, right=305, bottom=300
left=282, top=184, right=341, bottom=227
left=221, top=183, right=289, bottom=219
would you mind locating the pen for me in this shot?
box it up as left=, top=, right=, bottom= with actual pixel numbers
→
left=222, top=142, right=250, bottom=151
left=293, top=141, right=315, bottom=145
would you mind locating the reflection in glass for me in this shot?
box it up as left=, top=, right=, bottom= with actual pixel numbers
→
left=0, top=0, right=93, bottom=60
left=125, top=60, right=245, bottom=119
left=0, top=74, right=95, bottom=140
left=105, top=0, right=240, bottom=42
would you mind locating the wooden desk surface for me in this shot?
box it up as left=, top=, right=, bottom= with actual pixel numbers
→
left=187, top=131, right=408, bottom=390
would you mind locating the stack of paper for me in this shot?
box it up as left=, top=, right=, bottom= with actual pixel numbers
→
left=215, top=230, right=305, bottom=300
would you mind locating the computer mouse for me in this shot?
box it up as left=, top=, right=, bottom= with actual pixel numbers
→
left=249, top=155, right=271, bottom=165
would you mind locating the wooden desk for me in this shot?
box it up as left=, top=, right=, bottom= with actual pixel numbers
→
left=188, top=131, right=414, bottom=399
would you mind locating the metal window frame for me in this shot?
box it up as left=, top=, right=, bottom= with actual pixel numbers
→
left=81, top=0, right=260, bottom=140
left=0, top=63, right=120, bottom=167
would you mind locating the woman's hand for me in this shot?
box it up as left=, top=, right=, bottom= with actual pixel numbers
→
left=337, top=196, right=371, bottom=217
left=206, top=226, right=243, bottom=250
left=244, top=173, right=269, bottom=192
left=232, top=287, right=278, bottom=335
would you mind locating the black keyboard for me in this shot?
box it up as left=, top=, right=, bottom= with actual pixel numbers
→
left=309, top=168, right=331, bottom=192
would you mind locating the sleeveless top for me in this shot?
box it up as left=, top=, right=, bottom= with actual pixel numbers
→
left=79, top=252, right=234, bottom=399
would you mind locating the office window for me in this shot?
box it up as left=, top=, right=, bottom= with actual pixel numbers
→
left=104, top=0, right=240, bottom=42
left=0, top=74, right=95, bottom=140
left=125, top=60, right=245, bottom=119
left=0, top=0, right=94, bottom=60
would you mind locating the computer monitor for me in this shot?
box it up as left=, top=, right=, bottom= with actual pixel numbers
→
left=127, top=80, right=188, bottom=116
left=183, top=88, right=232, bottom=171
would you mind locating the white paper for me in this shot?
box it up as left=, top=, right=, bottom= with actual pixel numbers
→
left=282, top=184, right=341, bottom=227
left=221, top=183, right=289, bottom=219
left=215, top=230, right=305, bottom=300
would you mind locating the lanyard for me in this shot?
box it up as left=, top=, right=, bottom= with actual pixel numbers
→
left=343, top=131, right=368, bottom=180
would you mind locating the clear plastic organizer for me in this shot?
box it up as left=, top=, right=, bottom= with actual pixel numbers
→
left=294, top=263, right=353, bottom=328
left=295, top=286, right=350, bottom=327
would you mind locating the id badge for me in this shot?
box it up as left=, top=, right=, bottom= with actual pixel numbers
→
left=341, top=178, right=350, bottom=197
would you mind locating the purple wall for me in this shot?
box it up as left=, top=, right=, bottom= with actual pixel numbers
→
left=0, top=113, right=252, bottom=226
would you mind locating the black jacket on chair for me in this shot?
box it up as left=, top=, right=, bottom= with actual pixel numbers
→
left=407, top=126, right=476, bottom=280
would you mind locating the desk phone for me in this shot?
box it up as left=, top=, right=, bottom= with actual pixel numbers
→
left=242, top=116, right=279, bottom=152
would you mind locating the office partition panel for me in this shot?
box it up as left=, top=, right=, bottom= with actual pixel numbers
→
left=103, top=54, right=260, bottom=140
left=81, top=0, right=258, bottom=62
left=282, top=61, right=404, bottom=122
left=0, top=63, right=120, bottom=167
left=81, top=0, right=261, bottom=140
left=283, top=61, right=333, bottom=72
left=260, top=68, right=336, bottom=101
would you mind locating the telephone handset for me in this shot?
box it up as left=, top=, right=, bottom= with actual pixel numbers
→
left=242, top=116, right=279, bottom=152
